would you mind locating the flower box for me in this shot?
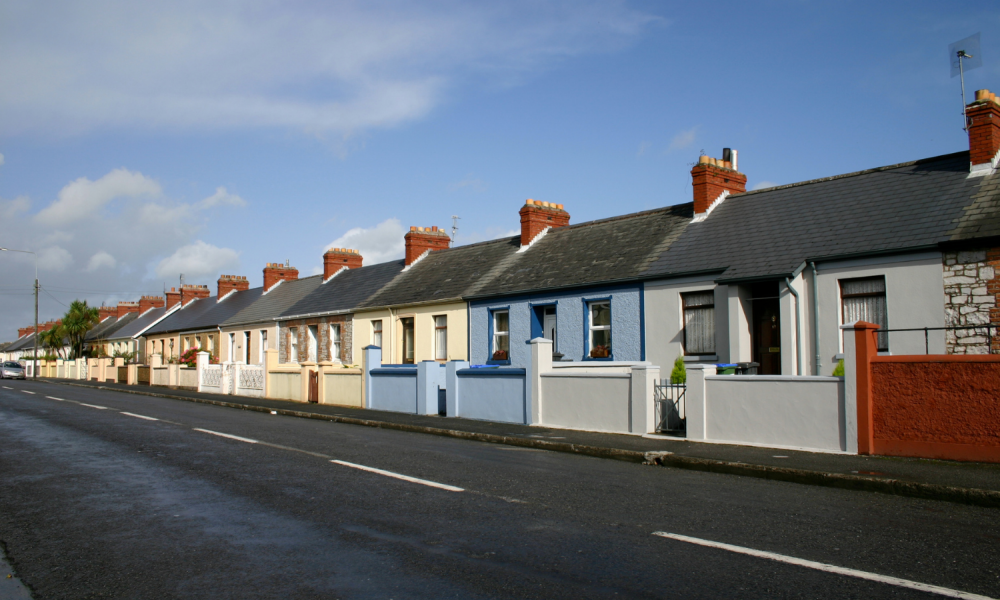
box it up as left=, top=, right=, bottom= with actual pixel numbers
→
left=492, top=350, right=508, bottom=361
left=589, top=345, right=610, bottom=359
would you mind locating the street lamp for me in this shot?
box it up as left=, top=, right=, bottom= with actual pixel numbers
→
left=0, top=247, right=38, bottom=380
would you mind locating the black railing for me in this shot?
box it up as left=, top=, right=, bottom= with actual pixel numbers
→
left=654, top=381, right=686, bottom=435
left=877, top=324, right=999, bottom=354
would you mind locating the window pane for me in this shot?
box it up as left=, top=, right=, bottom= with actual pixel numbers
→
left=684, top=306, right=716, bottom=354
left=844, top=295, right=889, bottom=350
left=591, top=303, right=611, bottom=326
left=436, top=325, right=447, bottom=360
left=592, top=329, right=611, bottom=349
left=495, top=333, right=509, bottom=353
left=842, top=277, right=885, bottom=295
left=495, top=311, right=509, bottom=333
left=435, top=315, right=446, bottom=328
left=682, top=291, right=714, bottom=308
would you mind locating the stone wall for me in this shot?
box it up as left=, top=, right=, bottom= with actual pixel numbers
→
left=942, top=248, right=999, bottom=354
left=279, top=315, right=353, bottom=364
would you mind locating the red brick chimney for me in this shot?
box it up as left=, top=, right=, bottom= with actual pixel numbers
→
left=968, top=89, right=1000, bottom=173
left=180, top=284, right=210, bottom=306
left=324, top=248, right=363, bottom=280
left=139, top=295, right=165, bottom=314
left=691, top=148, right=747, bottom=218
left=264, top=262, right=299, bottom=292
left=519, top=199, right=570, bottom=247
left=404, top=226, right=451, bottom=266
left=165, top=287, right=181, bottom=310
left=217, top=275, right=250, bottom=299
left=98, top=305, right=117, bottom=322
left=116, top=301, right=140, bottom=319
left=18, top=327, right=29, bottom=338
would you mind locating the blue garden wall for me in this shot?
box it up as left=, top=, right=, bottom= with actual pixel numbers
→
left=468, top=284, right=644, bottom=369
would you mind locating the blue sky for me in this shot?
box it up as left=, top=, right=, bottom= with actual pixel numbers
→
left=1, top=1, right=998, bottom=340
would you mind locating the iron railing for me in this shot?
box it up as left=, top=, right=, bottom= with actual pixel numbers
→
left=654, top=381, right=686, bottom=435
left=877, top=324, right=999, bottom=354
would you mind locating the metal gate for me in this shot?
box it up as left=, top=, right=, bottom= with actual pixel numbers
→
left=654, top=380, right=686, bottom=434
left=117, top=366, right=128, bottom=383
left=137, top=366, right=150, bottom=386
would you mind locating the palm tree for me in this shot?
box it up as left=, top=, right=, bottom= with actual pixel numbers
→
left=62, top=300, right=100, bottom=359
left=39, top=324, right=67, bottom=359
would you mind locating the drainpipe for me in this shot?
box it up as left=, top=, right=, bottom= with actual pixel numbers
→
left=785, top=262, right=806, bottom=376
left=810, top=262, right=820, bottom=376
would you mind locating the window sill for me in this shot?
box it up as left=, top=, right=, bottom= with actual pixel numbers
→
left=486, top=359, right=511, bottom=366
left=833, top=353, right=844, bottom=360
left=683, top=355, right=717, bottom=362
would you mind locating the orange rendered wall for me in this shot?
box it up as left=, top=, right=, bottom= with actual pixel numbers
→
left=870, top=355, right=1000, bottom=462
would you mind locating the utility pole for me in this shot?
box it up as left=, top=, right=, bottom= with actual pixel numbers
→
left=0, top=247, right=38, bottom=379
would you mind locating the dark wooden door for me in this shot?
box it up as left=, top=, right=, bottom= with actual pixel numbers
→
left=752, top=298, right=781, bottom=375
left=401, top=318, right=415, bottom=364
left=308, top=370, right=319, bottom=403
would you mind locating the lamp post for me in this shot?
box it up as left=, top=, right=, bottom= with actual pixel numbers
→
left=0, top=247, right=38, bottom=380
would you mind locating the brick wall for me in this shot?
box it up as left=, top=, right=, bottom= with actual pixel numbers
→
left=279, top=316, right=353, bottom=364
left=942, top=248, right=1000, bottom=354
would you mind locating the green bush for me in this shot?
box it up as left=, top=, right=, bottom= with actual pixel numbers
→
left=670, top=356, right=686, bottom=384
left=832, top=359, right=845, bottom=377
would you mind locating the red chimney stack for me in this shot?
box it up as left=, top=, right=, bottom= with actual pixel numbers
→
left=324, top=248, right=363, bottom=280
left=519, top=199, right=570, bottom=247
left=263, top=262, right=299, bottom=292
left=217, top=275, right=250, bottom=299
left=691, top=148, right=747, bottom=218
left=404, top=226, right=450, bottom=266
left=968, top=90, right=1000, bottom=174
left=116, top=301, right=140, bottom=319
left=180, top=284, right=210, bottom=306
left=98, top=305, right=117, bottom=322
left=139, top=295, right=165, bottom=314
left=165, top=287, right=181, bottom=310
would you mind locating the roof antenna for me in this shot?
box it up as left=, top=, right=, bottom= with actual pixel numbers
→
left=451, top=215, right=460, bottom=244
left=949, top=33, right=983, bottom=131
left=179, top=273, right=184, bottom=287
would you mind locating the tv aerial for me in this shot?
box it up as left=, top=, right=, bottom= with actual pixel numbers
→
left=949, top=33, right=982, bottom=131
left=451, top=215, right=461, bottom=243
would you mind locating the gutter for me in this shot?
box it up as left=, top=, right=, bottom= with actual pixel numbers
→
left=785, top=262, right=806, bottom=377
left=810, top=262, right=820, bottom=376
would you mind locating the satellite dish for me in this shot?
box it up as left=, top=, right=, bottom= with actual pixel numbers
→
left=950, top=33, right=982, bottom=78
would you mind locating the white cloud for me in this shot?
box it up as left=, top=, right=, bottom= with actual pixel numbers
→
left=35, top=168, right=161, bottom=226
left=0, top=196, right=29, bottom=220
left=666, top=126, right=698, bottom=153
left=37, top=246, right=73, bottom=272
left=1, top=2, right=657, bottom=138
left=156, top=241, right=240, bottom=281
left=326, top=218, right=406, bottom=265
left=751, top=181, right=778, bottom=191
left=199, top=186, right=246, bottom=208
left=86, top=250, right=117, bottom=272
left=448, top=176, right=487, bottom=193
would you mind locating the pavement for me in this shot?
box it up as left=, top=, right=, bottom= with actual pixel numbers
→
left=38, top=377, right=1000, bottom=508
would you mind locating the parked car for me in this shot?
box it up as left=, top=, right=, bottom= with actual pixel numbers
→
left=1, top=361, right=26, bottom=380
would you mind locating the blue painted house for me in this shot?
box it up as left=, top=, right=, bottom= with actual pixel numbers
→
left=466, top=200, right=691, bottom=368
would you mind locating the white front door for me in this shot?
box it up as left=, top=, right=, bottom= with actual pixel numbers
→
left=543, top=308, right=557, bottom=350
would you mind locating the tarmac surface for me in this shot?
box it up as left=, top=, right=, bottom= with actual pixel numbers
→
left=1, top=379, right=999, bottom=598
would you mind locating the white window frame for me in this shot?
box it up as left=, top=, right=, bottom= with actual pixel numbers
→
left=681, top=290, right=716, bottom=355
left=587, top=301, right=612, bottom=356
left=330, top=323, right=342, bottom=363
left=492, top=309, right=509, bottom=358
left=434, top=315, right=447, bottom=361
left=372, top=320, right=383, bottom=348
left=259, top=329, right=267, bottom=364
left=243, top=330, right=251, bottom=364
left=228, top=332, right=235, bottom=361
left=289, top=327, right=299, bottom=364
left=307, top=325, right=318, bottom=363
left=840, top=275, right=889, bottom=352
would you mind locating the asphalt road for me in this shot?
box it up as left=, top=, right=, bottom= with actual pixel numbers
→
left=0, top=380, right=998, bottom=599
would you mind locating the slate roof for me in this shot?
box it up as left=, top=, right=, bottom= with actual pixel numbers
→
left=85, top=316, right=120, bottom=341
left=468, top=204, right=693, bottom=298
left=643, top=151, right=1000, bottom=282
left=6, top=333, right=36, bottom=352
left=223, top=275, right=323, bottom=325
left=355, top=241, right=519, bottom=310
left=87, top=312, right=139, bottom=341
left=144, top=287, right=265, bottom=335
left=105, top=306, right=176, bottom=341
left=281, top=261, right=406, bottom=318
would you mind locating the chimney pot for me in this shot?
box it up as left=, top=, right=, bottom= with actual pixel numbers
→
left=967, top=91, right=1000, bottom=169
left=519, top=200, right=570, bottom=247
left=263, top=261, right=299, bottom=291
left=324, top=247, right=363, bottom=278
left=404, top=225, right=451, bottom=265
left=691, top=148, right=748, bottom=216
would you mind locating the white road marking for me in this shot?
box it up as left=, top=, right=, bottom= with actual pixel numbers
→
left=45, top=396, right=66, bottom=401
left=331, top=460, right=464, bottom=492
left=193, top=428, right=258, bottom=444
left=21, top=390, right=35, bottom=395
left=121, top=412, right=158, bottom=421
left=653, top=532, right=995, bottom=600
left=79, top=403, right=108, bottom=410
left=2, top=386, right=12, bottom=389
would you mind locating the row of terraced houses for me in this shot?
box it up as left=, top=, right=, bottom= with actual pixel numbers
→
left=6, top=89, right=1000, bottom=463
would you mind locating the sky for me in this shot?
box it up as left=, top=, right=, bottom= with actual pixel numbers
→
left=1, top=1, right=998, bottom=340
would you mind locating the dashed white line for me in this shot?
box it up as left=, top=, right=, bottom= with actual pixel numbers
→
left=21, top=390, right=35, bottom=395
left=193, top=428, right=258, bottom=444
left=652, top=532, right=994, bottom=600
left=45, top=396, right=66, bottom=401
left=121, top=412, right=159, bottom=421
left=78, top=403, right=108, bottom=410
left=2, top=386, right=12, bottom=389
left=331, top=460, right=464, bottom=492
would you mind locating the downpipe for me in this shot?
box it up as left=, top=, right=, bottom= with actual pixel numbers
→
left=786, top=267, right=804, bottom=376
left=810, top=262, right=820, bottom=376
